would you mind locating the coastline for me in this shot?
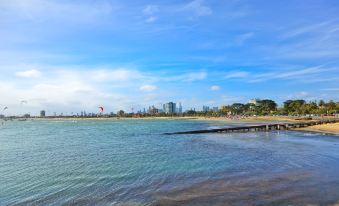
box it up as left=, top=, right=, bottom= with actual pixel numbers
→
left=31, top=115, right=333, bottom=122
left=294, top=122, right=339, bottom=135
left=26, top=116, right=339, bottom=135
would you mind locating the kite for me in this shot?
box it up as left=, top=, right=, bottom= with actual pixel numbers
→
left=98, top=106, right=104, bottom=113
left=3, top=107, right=8, bottom=110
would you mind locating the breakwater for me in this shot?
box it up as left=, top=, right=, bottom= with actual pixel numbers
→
left=164, top=119, right=338, bottom=135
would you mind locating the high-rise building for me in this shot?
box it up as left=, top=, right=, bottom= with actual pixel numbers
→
left=178, top=102, right=183, bottom=114
left=163, top=102, right=176, bottom=114
left=40, top=110, right=46, bottom=117
left=202, top=106, right=210, bottom=112
left=212, top=107, right=219, bottom=112
left=148, top=105, right=159, bottom=114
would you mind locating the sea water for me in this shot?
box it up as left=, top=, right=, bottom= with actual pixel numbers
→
left=1, top=119, right=339, bottom=205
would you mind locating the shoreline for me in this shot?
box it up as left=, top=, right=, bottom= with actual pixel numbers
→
left=12, top=116, right=339, bottom=135
left=293, top=122, right=339, bottom=135
left=30, top=115, right=336, bottom=122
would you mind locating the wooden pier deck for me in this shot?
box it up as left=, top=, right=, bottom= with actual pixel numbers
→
left=164, top=119, right=338, bottom=135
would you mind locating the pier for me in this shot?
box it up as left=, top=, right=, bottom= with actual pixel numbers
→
left=164, top=119, right=338, bottom=135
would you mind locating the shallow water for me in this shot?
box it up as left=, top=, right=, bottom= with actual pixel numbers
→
left=0, top=119, right=338, bottom=205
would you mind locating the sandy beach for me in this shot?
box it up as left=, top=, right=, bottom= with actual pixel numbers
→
left=295, top=122, right=339, bottom=135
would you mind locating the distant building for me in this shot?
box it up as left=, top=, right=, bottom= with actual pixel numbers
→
left=148, top=105, right=159, bottom=114
left=178, top=102, right=183, bottom=114
left=163, top=102, right=176, bottom=114
left=40, top=110, right=46, bottom=117
left=202, top=106, right=210, bottom=112
left=23, top=114, right=30, bottom=118
left=249, top=99, right=260, bottom=105
left=212, top=107, right=219, bottom=112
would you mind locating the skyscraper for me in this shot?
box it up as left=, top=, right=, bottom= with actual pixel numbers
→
left=178, top=102, right=183, bottom=114
left=40, top=110, right=46, bottom=117
left=163, top=102, right=176, bottom=114
left=202, top=106, right=210, bottom=112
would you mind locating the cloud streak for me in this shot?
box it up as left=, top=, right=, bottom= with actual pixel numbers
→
left=139, top=85, right=157, bottom=92
left=222, top=66, right=338, bottom=83
left=15, top=69, right=41, bottom=78
left=181, top=0, right=213, bottom=17
left=210, top=85, right=220, bottom=91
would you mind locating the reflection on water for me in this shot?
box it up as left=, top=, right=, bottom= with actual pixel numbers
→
left=0, top=119, right=339, bottom=205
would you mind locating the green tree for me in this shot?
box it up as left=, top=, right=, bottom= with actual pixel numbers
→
left=219, top=106, right=231, bottom=115
left=231, top=103, right=245, bottom=114
left=257, top=99, right=277, bottom=114
left=318, top=100, right=325, bottom=108
left=117, top=110, right=125, bottom=117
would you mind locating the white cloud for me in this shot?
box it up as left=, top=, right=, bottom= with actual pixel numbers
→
left=1, top=65, right=159, bottom=115
left=220, top=95, right=244, bottom=104
left=143, top=5, right=159, bottom=23
left=210, top=85, right=220, bottom=91
left=163, top=71, right=207, bottom=82
left=91, top=69, right=144, bottom=81
left=185, top=71, right=207, bottom=81
left=286, top=91, right=314, bottom=100
left=145, top=16, right=157, bottom=23
left=143, top=5, right=159, bottom=15
left=139, top=85, right=157, bottom=92
left=248, top=66, right=333, bottom=83
left=183, top=0, right=212, bottom=17
left=15, top=69, right=41, bottom=78
left=224, top=71, right=249, bottom=79
left=235, top=32, right=254, bottom=45
left=222, top=66, right=337, bottom=83
left=282, top=21, right=333, bottom=39
left=0, top=0, right=114, bottom=25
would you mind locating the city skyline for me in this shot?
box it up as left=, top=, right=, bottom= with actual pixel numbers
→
left=1, top=0, right=339, bottom=115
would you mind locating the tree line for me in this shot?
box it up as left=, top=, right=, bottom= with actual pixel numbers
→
left=61, top=99, right=338, bottom=118
left=185, top=99, right=339, bottom=116
left=111, top=99, right=338, bottom=117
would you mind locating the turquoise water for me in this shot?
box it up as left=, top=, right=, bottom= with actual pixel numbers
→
left=1, top=119, right=339, bottom=205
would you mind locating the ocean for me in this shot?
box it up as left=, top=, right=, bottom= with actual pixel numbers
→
left=1, top=119, right=339, bottom=205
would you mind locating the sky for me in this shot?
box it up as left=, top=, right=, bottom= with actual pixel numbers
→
left=0, top=0, right=339, bottom=115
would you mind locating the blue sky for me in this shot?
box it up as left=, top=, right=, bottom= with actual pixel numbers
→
left=0, top=0, right=339, bottom=115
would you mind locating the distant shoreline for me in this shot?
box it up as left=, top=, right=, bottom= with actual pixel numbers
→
left=25, top=115, right=337, bottom=122
left=7, top=116, right=338, bottom=135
